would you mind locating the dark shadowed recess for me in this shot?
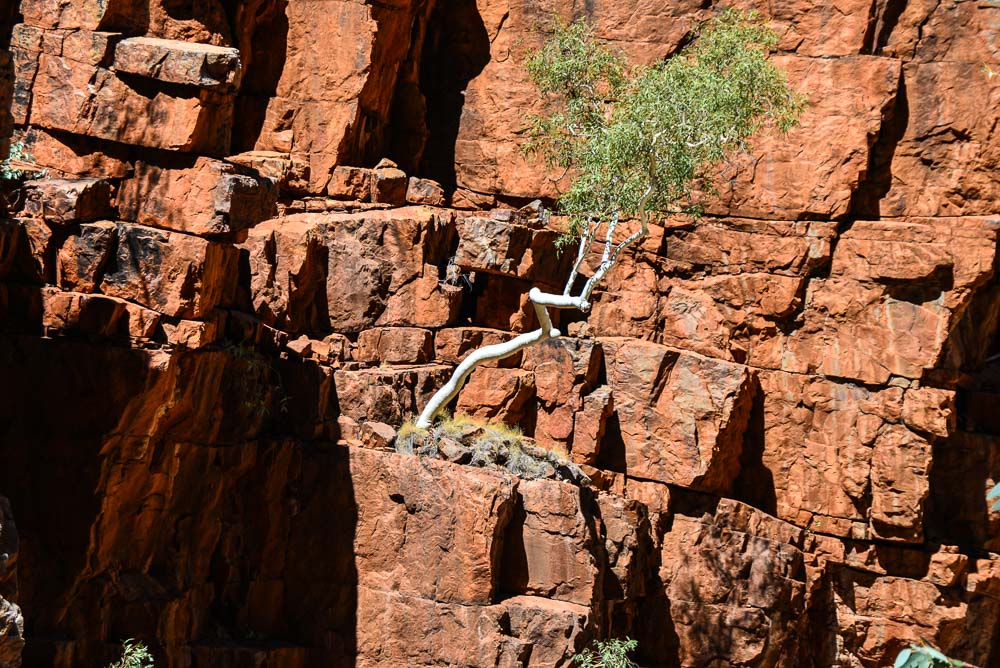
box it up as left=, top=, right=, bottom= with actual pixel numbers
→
left=847, top=69, right=909, bottom=219
left=414, top=0, right=490, bottom=188
left=496, top=491, right=529, bottom=600
left=385, top=0, right=435, bottom=175
left=927, top=300, right=1000, bottom=553
left=0, top=336, right=153, bottom=664
left=1, top=0, right=16, bottom=187
left=94, top=0, right=151, bottom=36
left=922, top=238, right=1000, bottom=551
left=862, top=0, right=908, bottom=56
left=0, top=332, right=362, bottom=667
left=222, top=0, right=290, bottom=153
left=95, top=0, right=234, bottom=43
left=1, top=0, right=18, bottom=49
left=731, top=376, right=777, bottom=516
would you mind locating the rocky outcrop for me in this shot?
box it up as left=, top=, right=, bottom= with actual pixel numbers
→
left=1, top=0, right=999, bottom=667
left=0, top=498, right=22, bottom=668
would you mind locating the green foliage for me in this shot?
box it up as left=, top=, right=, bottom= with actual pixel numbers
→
left=573, top=638, right=639, bottom=668
left=223, top=340, right=289, bottom=419
left=894, top=644, right=965, bottom=667
left=524, top=10, right=804, bottom=246
left=107, top=639, right=154, bottom=668
left=1, top=140, right=46, bottom=181
left=988, top=482, right=1000, bottom=511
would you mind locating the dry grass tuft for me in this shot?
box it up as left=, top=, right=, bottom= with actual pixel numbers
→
left=395, top=413, right=590, bottom=485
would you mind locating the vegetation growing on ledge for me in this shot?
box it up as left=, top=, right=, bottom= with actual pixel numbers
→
left=396, top=414, right=590, bottom=485
left=525, top=10, right=804, bottom=245
left=414, top=9, right=803, bottom=428
left=894, top=643, right=969, bottom=667
left=106, top=639, right=154, bottom=668
left=0, top=140, right=46, bottom=182
left=573, top=637, right=639, bottom=668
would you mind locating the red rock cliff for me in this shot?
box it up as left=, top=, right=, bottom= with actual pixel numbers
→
left=0, top=0, right=999, bottom=667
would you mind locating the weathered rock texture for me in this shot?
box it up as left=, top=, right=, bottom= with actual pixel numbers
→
left=0, top=498, right=22, bottom=668
left=2, top=0, right=1000, bottom=666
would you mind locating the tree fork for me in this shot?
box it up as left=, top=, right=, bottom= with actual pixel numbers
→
left=416, top=212, right=649, bottom=428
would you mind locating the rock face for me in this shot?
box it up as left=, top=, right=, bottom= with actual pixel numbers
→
left=2, top=0, right=1000, bottom=667
left=0, top=498, right=22, bottom=668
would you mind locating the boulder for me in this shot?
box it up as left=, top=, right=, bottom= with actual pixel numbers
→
left=243, top=208, right=459, bottom=334
left=507, top=477, right=601, bottom=606
left=57, top=221, right=117, bottom=292
left=406, top=177, right=446, bottom=206
left=371, top=164, right=408, bottom=205
left=356, top=326, right=434, bottom=364
left=241, top=217, right=329, bottom=335
left=455, top=367, right=536, bottom=427
left=41, top=288, right=128, bottom=338
left=523, top=338, right=603, bottom=451
left=750, top=218, right=1000, bottom=385
left=21, top=178, right=113, bottom=225
left=434, top=327, right=520, bottom=367
left=118, top=158, right=277, bottom=237
left=601, top=338, right=755, bottom=494
left=353, top=448, right=517, bottom=605
left=454, top=216, right=574, bottom=284
left=250, top=1, right=426, bottom=193
left=101, top=224, right=239, bottom=318
left=26, top=53, right=234, bottom=154
left=19, top=0, right=231, bottom=43
left=756, top=370, right=943, bottom=543
left=880, top=62, right=1000, bottom=217
left=656, top=496, right=807, bottom=667
left=571, top=386, right=613, bottom=466
left=16, top=127, right=131, bottom=179
left=112, top=37, right=241, bottom=91
left=360, top=421, right=397, bottom=450
left=227, top=151, right=310, bottom=194
left=327, top=166, right=374, bottom=201
left=334, top=364, right=453, bottom=427
left=10, top=23, right=118, bottom=69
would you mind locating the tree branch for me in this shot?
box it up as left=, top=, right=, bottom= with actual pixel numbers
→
left=416, top=287, right=586, bottom=427
left=417, top=126, right=662, bottom=431
left=563, top=217, right=597, bottom=296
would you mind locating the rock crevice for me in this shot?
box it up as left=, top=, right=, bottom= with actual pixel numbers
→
left=2, top=0, right=1000, bottom=666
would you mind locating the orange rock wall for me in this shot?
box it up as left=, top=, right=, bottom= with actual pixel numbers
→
left=1, top=0, right=999, bottom=667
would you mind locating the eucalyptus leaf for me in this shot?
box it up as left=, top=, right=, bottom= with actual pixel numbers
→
left=523, top=10, right=804, bottom=247
left=988, top=483, right=1000, bottom=511
left=894, top=644, right=964, bottom=668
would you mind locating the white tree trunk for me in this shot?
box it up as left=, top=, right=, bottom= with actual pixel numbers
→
left=415, top=211, right=650, bottom=428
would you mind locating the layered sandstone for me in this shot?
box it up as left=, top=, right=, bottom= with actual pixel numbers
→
left=1, top=0, right=999, bottom=667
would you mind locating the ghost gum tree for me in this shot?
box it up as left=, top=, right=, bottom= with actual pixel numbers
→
left=415, top=10, right=804, bottom=428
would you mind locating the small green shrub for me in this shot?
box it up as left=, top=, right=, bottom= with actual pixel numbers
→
left=1, top=140, right=45, bottom=181
left=573, top=638, right=638, bottom=668
left=524, top=10, right=803, bottom=247
left=222, top=340, right=289, bottom=419
left=107, top=639, right=154, bottom=668
left=894, top=644, right=966, bottom=667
